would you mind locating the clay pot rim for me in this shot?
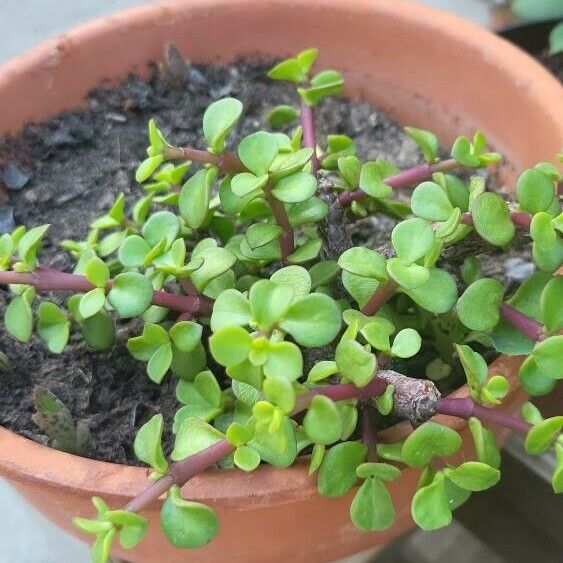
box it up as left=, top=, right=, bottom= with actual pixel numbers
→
left=0, top=0, right=548, bottom=508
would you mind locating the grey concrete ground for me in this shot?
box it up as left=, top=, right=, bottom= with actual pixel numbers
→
left=0, top=1, right=493, bottom=562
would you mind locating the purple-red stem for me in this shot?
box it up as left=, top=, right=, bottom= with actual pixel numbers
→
left=361, top=280, right=398, bottom=316
left=300, top=100, right=318, bottom=173
left=437, top=397, right=531, bottom=434
left=338, top=158, right=459, bottom=206
left=166, top=146, right=244, bottom=174
left=263, top=184, right=295, bottom=260
left=500, top=303, right=545, bottom=342
left=0, top=268, right=213, bottom=316
left=127, top=376, right=387, bottom=514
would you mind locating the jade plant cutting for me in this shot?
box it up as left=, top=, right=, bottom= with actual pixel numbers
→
left=1, top=48, right=562, bottom=561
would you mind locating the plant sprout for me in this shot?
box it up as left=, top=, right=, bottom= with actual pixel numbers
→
left=0, top=48, right=561, bottom=561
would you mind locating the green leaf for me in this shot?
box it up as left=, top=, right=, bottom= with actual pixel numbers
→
left=142, top=210, right=180, bottom=248
left=147, top=343, right=173, bottom=383
left=233, top=445, right=261, bottom=471
left=210, top=289, right=251, bottom=332
left=402, top=422, right=462, bottom=467
left=237, top=131, right=279, bottom=176
left=412, top=472, right=452, bottom=530
left=270, top=266, right=311, bottom=301
left=532, top=335, right=563, bottom=379
left=248, top=414, right=296, bottom=467
left=297, top=48, right=319, bottom=72
left=338, top=247, right=387, bottom=280
left=456, top=344, right=488, bottom=402
left=471, top=192, right=515, bottom=247
left=541, top=276, right=563, bottom=333
left=271, top=171, right=317, bottom=203
left=190, top=246, right=236, bottom=291
left=303, top=395, right=342, bottom=445
left=172, top=417, right=225, bottom=461
left=267, top=58, right=307, bottom=83
left=287, top=198, right=327, bottom=230
left=403, top=268, right=458, bottom=314
left=356, top=462, right=401, bottom=481
left=307, top=360, right=339, bottom=383
left=350, top=476, right=395, bottom=531
left=387, top=258, right=430, bottom=289
left=530, top=212, right=563, bottom=272
left=264, top=341, right=303, bottom=381
left=359, top=162, right=392, bottom=199
left=91, top=528, right=116, bottom=563
left=79, top=287, right=106, bottom=319
left=80, top=311, right=116, bottom=351
left=179, top=168, right=217, bottom=229
left=136, top=155, right=164, bottom=183
left=468, top=417, right=501, bottom=469
left=175, top=371, right=223, bottom=427
left=245, top=223, right=282, bottom=250
left=170, top=321, right=202, bottom=352
left=512, top=0, right=563, bottom=21
left=317, top=441, right=367, bottom=497
left=203, top=97, right=243, bottom=154
left=107, top=272, right=153, bottom=318
left=521, top=402, right=543, bottom=425
left=263, top=375, right=295, bottom=413
left=309, top=260, right=338, bottom=288
left=18, top=224, right=50, bottom=269
left=85, top=257, right=110, bottom=288
left=461, top=256, right=481, bottom=285
left=5, top=292, right=33, bottom=342
left=457, top=278, right=504, bottom=332
left=37, top=302, right=70, bottom=353
left=134, top=414, right=168, bottom=474
left=298, top=70, right=343, bottom=106
left=525, top=416, right=563, bottom=455
left=231, top=172, right=268, bottom=197
left=338, top=155, right=361, bottom=188
left=209, top=326, right=252, bottom=368
left=443, top=462, right=500, bottom=491
left=267, top=105, right=300, bottom=127
left=549, top=21, right=563, bottom=55
left=287, top=237, right=322, bottom=264
left=391, top=218, right=434, bottom=264
left=270, top=148, right=314, bottom=180
left=160, top=485, right=219, bottom=548
left=405, top=127, right=439, bottom=163
left=335, top=337, right=376, bottom=387
left=105, top=510, right=148, bottom=550
left=516, top=168, right=555, bottom=214
left=118, top=235, right=151, bottom=268
left=451, top=136, right=480, bottom=167
left=341, top=271, right=379, bottom=308
left=249, top=279, right=294, bottom=330
left=519, top=356, right=556, bottom=396
left=279, top=293, right=341, bottom=347
left=411, top=181, right=454, bottom=221
left=391, top=328, right=421, bottom=358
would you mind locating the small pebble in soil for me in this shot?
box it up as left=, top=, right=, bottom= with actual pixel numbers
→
left=0, top=205, right=15, bottom=234
left=3, top=162, right=31, bottom=191
left=504, top=257, right=534, bottom=282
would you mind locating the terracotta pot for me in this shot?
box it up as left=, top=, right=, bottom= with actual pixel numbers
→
left=0, top=1, right=561, bottom=562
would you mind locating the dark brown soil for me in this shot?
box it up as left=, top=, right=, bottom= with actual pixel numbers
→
left=0, top=60, right=429, bottom=465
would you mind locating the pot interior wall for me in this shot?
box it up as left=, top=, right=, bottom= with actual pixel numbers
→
left=0, top=0, right=561, bottom=185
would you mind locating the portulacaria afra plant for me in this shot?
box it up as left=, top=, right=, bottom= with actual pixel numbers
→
left=1, top=48, right=562, bottom=561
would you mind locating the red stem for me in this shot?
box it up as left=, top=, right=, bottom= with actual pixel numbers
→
left=166, top=146, right=244, bottom=174
left=300, top=100, right=318, bottom=173
left=500, top=303, right=544, bottom=342
left=0, top=268, right=213, bottom=316
left=437, top=397, right=531, bottom=434
left=263, top=184, right=295, bottom=260
left=126, top=376, right=387, bottom=514
left=338, top=158, right=459, bottom=206
left=361, top=280, right=398, bottom=316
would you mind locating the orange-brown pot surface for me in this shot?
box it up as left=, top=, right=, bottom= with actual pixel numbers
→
left=0, top=1, right=561, bottom=562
